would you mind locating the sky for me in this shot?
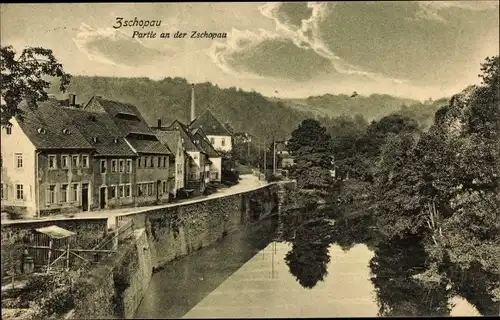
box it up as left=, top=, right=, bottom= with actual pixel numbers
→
left=1, top=2, right=499, bottom=101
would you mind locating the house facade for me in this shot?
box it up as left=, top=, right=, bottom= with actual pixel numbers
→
left=1, top=100, right=95, bottom=218
left=84, top=96, right=173, bottom=206
left=276, top=140, right=295, bottom=168
left=189, top=109, right=233, bottom=152
left=153, top=120, right=186, bottom=198
left=191, top=127, right=222, bottom=182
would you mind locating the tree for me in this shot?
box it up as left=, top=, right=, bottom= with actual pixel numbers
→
left=288, top=119, right=334, bottom=189
left=1, top=45, right=72, bottom=126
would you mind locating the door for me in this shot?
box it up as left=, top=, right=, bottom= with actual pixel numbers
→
left=81, top=183, right=89, bottom=211
left=156, top=180, right=161, bottom=202
left=99, top=187, right=106, bottom=209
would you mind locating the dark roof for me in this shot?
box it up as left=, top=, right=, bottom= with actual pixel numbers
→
left=192, top=131, right=220, bottom=158
left=64, top=108, right=136, bottom=157
left=189, top=109, right=232, bottom=136
left=166, top=120, right=203, bottom=153
left=125, top=137, right=172, bottom=155
left=84, top=96, right=156, bottom=137
left=16, top=100, right=94, bottom=150
left=154, top=130, right=182, bottom=152
left=223, top=122, right=235, bottom=135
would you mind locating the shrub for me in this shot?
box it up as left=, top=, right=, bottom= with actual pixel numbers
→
left=266, top=173, right=284, bottom=182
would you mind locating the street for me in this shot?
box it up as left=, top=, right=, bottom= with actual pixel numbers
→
left=1, top=174, right=268, bottom=227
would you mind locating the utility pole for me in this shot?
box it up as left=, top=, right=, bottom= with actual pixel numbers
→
left=272, top=132, right=276, bottom=175
left=263, top=140, right=267, bottom=174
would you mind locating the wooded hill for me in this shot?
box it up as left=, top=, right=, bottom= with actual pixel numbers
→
left=48, top=75, right=449, bottom=142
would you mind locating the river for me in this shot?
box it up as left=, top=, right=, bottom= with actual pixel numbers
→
left=135, top=207, right=495, bottom=318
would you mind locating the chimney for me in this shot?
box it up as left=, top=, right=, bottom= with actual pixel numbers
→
left=157, top=119, right=162, bottom=129
left=190, top=84, right=195, bottom=122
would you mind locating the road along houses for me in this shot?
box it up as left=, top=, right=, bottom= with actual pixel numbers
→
left=1, top=87, right=234, bottom=218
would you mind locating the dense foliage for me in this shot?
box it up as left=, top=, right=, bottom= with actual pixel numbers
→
left=1, top=45, right=71, bottom=126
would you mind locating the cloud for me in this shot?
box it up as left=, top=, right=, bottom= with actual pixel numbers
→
left=209, top=2, right=403, bottom=83
left=73, top=23, right=171, bottom=67
left=412, top=1, right=499, bottom=23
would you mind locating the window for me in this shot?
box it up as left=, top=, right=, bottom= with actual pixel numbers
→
left=137, top=184, right=143, bottom=196
left=149, top=157, right=154, bottom=168
left=190, top=172, right=197, bottom=180
left=125, top=184, right=131, bottom=197
left=82, top=155, right=89, bottom=168
left=109, top=186, right=116, bottom=199
left=221, top=138, right=226, bottom=146
left=6, top=125, right=12, bottom=135
left=126, top=159, right=132, bottom=173
left=193, top=154, right=198, bottom=160
left=72, top=155, right=79, bottom=168
left=100, top=160, right=107, bottom=173
left=119, top=160, right=124, bottom=173
left=61, top=155, right=69, bottom=169
left=1, top=183, right=6, bottom=200
left=163, top=157, right=168, bottom=168
left=71, top=183, right=78, bottom=202
left=15, top=184, right=24, bottom=200
left=60, top=184, right=68, bottom=202
left=148, top=182, right=153, bottom=196
left=138, top=156, right=142, bottom=168
left=48, top=155, right=57, bottom=169
left=210, top=137, right=215, bottom=144
left=118, top=185, right=124, bottom=198
left=158, top=156, right=163, bottom=168
left=111, top=160, right=117, bottom=172
left=143, top=156, right=147, bottom=168
left=162, top=181, right=168, bottom=193
left=15, top=153, right=23, bottom=168
left=47, top=185, right=56, bottom=204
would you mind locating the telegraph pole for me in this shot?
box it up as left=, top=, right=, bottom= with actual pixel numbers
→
left=263, top=140, right=267, bottom=174
left=272, top=132, right=276, bottom=175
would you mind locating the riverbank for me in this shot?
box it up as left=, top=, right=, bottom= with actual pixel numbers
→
left=1, top=180, right=295, bottom=319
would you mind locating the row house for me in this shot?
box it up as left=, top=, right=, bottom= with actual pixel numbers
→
left=190, top=127, right=222, bottom=182
left=1, top=99, right=94, bottom=217
left=84, top=96, right=174, bottom=206
left=1, top=95, right=174, bottom=218
left=166, top=120, right=211, bottom=195
left=153, top=119, right=185, bottom=198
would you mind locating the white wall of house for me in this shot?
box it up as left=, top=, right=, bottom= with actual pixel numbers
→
left=174, top=143, right=185, bottom=194
left=1, top=118, right=37, bottom=217
left=208, top=135, right=232, bottom=152
left=209, top=157, right=222, bottom=182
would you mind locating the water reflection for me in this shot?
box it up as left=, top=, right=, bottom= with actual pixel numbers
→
left=279, top=206, right=491, bottom=316
left=369, top=235, right=451, bottom=316
left=284, top=219, right=333, bottom=288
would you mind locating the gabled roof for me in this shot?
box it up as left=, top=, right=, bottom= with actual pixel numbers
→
left=192, top=131, right=220, bottom=158
left=16, top=100, right=94, bottom=150
left=189, top=109, right=232, bottom=136
left=166, top=120, right=204, bottom=153
left=154, top=130, right=182, bottom=153
left=84, top=96, right=156, bottom=137
left=125, top=137, right=172, bottom=155
left=64, top=108, right=136, bottom=157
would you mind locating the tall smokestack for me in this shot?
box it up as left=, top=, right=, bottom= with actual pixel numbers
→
left=190, top=84, right=196, bottom=122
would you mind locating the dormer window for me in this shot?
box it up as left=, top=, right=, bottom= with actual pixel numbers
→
left=93, top=137, right=99, bottom=143
left=113, top=138, right=119, bottom=144
left=37, top=128, right=46, bottom=134
left=62, top=128, right=70, bottom=134
left=88, top=115, right=97, bottom=122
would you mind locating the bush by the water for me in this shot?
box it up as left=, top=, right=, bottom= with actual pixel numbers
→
left=266, top=173, right=285, bottom=182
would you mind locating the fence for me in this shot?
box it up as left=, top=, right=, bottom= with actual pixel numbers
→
left=24, top=219, right=135, bottom=273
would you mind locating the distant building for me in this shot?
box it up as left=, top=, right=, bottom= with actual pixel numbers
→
left=276, top=140, right=295, bottom=168
left=189, top=109, right=233, bottom=152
